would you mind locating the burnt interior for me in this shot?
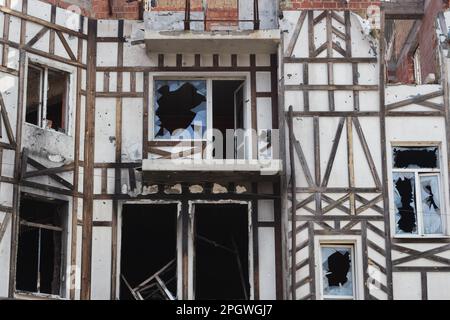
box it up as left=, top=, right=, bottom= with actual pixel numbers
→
left=25, top=64, right=68, bottom=133
left=120, top=204, right=178, bottom=300
left=194, top=204, right=250, bottom=300
left=212, top=80, right=244, bottom=159
left=393, top=147, right=438, bottom=168
left=16, top=196, right=66, bottom=296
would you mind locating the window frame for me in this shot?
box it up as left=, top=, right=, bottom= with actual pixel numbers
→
left=149, top=74, right=253, bottom=159
left=15, top=194, right=69, bottom=299
left=25, top=59, right=71, bottom=135
left=318, top=243, right=357, bottom=300
left=391, top=144, right=447, bottom=238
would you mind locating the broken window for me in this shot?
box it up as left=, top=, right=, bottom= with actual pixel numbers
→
left=120, top=204, right=178, bottom=300
left=15, top=196, right=67, bottom=296
left=194, top=204, right=250, bottom=300
left=26, top=62, right=69, bottom=133
left=154, top=80, right=207, bottom=140
left=320, top=245, right=355, bottom=300
left=392, top=146, right=444, bottom=236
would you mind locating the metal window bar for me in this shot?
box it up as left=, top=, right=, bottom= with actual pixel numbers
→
left=184, top=0, right=260, bottom=31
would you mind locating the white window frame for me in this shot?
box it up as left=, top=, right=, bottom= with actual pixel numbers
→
left=392, top=145, right=447, bottom=237
left=25, top=55, right=74, bottom=136
left=149, top=73, right=253, bottom=159
left=314, top=236, right=364, bottom=301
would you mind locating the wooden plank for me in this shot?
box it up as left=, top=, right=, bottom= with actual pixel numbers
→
left=321, top=117, right=345, bottom=187
left=56, top=30, right=77, bottom=61
left=352, top=117, right=382, bottom=188
left=288, top=106, right=297, bottom=300
left=80, top=19, right=97, bottom=301
left=285, top=11, right=307, bottom=57
left=27, top=157, right=73, bottom=190
left=385, top=90, right=444, bottom=111
left=383, top=0, right=424, bottom=20
left=0, top=92, right=17, bottom=146
left=143, top=72, right=149, bottom=159
left=25, top=26, right=48, bottom=48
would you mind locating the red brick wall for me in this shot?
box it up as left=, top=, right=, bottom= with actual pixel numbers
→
left=393, top=0, right=448, bottom=84
left=281, top=0, right=381, bottom=15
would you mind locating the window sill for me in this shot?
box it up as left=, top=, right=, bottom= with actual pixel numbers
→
left=24, top=122, right=71, bottom=138
left=393, top=235, right=450, bottom=243
left=14, top=291, right=67, bottom=300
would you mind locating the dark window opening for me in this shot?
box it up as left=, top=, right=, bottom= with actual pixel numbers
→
left=393, top=147, right=439, bottom=169
left=212, top=80, right=245, bottom=159
left=25, top=65, right=43, bottom=126
left=154, top=80, right=207, bottom=140
left=321, top=246, right=354, bottom=299
left=16, top=196, right=67, bottom=296
left=25, top=63, right=69, bottom=133
left=120, top=204, right=178, bottom=300
left=393, top=173, right=418, bottom=234
left=194, top=204, right=250, bottom=300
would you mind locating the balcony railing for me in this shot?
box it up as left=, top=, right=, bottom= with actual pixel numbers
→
left=183, top=0, right=260, bottom=31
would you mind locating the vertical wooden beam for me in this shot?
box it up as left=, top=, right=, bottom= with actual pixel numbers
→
left=110, top=20, right=124, bottom=300
left=49, top=5, right=56, bottom=55
left=142, top=72, right=149, bottom=159
left=251, top=183, right=260, bottom=300
left=361, top=221, right=370, bottom=299
left=326, top=11, right=334, bottom=111
left=70, top=15, right=84, bottom=300
left=181, top=199, right=189, bottom=299
left=80, top=19, right=97, bottom=301
left=2, top=0, right=11, bottom=67
left=308, top=221, right=316, bottom=299
left=346, top=117, right=356, bottom=215
left=250, top=54, right=258, bottom=160
left=379, top=9, right=394, bottom=300
left=287, top=106, right=297, bottom=300
left=421, top=271, right=428, bottom=300
left=8, top=0, right=27, bottom=298
left=273, top=182, right=283, bottom=299
left=313, top=117, right=322, bottom=215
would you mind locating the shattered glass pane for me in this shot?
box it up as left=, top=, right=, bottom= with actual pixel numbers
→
left=393, top=173, right=418, bottom=235
left=420, top=175, right=443, bottom=235
left=154, top=80, right=207, bottom=140
left=393, top=147, right=439, bottom=169
left=321, top=246, right=353, bottom=298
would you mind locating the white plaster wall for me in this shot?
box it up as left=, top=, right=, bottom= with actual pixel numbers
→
left=393, top=272, right=422, bottom=300
left=91, top=227, right=112, bottom=300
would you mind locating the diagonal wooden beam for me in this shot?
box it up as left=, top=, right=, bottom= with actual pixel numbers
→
left=356, top=194, right=383, bottom=215
left=0, top=211, right=12, bottom=244
left=285, top=11, right=307, bottom=57
left=27, top=156, right=74, bottom=190
left=56, top=30, right=77, bottom=61
left=354, top=194, right=383, bottom=214
left=353, top=117, right=382, bottom=189
left=313, top=11, right=327, bottom=25
left=321, top=117, right=345, bottom=187
left=25, top=26, right=48, bottom=48
left=0, top=92, right=16, bottom=145
left=293, top=139, right=315, bottom=187
left=392, top=244, right=450, bottom=266
left=386, top=90, right=444, bottom=111
left=322, top=193, right=350, bottom=215
left=23, top=163, right=74, bottom=179
left=321, top=194, right=350, bottom=215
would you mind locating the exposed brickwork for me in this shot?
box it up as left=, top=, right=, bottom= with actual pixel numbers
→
left=393, top=0, right=448, bottom=84
left=280, top=0, right=381, bottom=15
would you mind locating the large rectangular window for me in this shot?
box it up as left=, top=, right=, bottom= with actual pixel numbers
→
left=26, top=62, right=70, bottom=134
left=392, top=146, right=445, bottom=236
left=16, top=196, right=67, bottom=297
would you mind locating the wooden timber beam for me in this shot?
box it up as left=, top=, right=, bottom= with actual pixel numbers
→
left=382, top=0, right=425, bottom=20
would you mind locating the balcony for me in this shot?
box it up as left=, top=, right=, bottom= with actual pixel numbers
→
left=143, top=0, right=280, bottom=54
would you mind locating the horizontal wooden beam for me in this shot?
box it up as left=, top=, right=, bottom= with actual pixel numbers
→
left=284, top=57, right=377, bottom=64
left=382, top=0, right=425, bottom=20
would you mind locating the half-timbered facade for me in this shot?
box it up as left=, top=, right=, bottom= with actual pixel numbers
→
left=0, top=0, right=449, bottom=300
